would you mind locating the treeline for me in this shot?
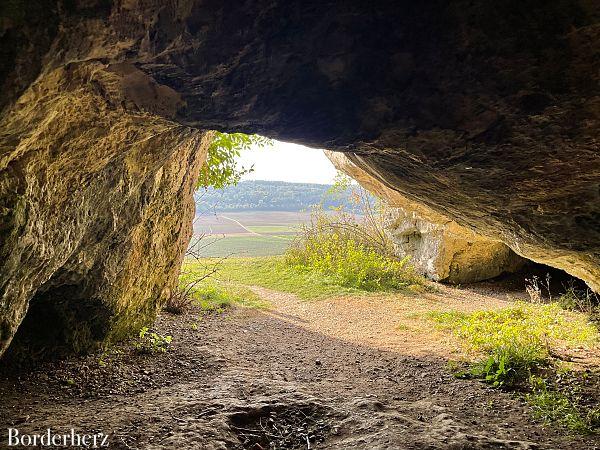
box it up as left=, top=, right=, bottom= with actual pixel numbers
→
left=195, top=180, right=357, bottom=212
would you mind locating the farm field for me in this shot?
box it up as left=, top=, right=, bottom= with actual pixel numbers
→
left=190, top=211, right=312, bottom=257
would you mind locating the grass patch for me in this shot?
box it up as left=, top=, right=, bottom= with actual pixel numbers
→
left=183, top=257, right=365, bottom=300
left=179, top=269, right=271, bottom=311
left=429, top=302, right=600, bottom=434
left=428, top=303, right=598, bottom=387
left=526, top=374, right=600, bottom=434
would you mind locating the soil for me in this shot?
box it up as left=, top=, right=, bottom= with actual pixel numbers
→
left=0, top=283, right=598, bottom=449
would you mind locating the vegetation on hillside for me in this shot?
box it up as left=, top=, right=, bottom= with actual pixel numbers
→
left=285, top=183, right=426, bottom=292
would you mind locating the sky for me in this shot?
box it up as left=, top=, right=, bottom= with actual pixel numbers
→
left=236, top=140, right=338, bottom=185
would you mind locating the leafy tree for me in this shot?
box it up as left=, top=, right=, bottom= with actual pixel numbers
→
left=197, top=132, right=272, bottom=189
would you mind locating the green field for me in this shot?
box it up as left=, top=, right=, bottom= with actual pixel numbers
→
left=190, top=234, right=293, bottom=257
left=245, top=224, right=300, bottom=234
left=190, top=211, right=310, bottom=257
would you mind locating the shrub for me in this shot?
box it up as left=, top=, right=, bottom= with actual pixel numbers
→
left=163, top=289, right=194, bottom=315
left=556, top=283, right=599, bottom=314
left=285, top=197, right=426, bottom=292
left=287, top=232, right=420, bottom=291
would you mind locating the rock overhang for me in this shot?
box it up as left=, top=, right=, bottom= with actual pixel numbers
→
left=0, top=0, right=598, bottom=358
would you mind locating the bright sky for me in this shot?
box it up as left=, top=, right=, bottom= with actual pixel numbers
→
left=236, top=140, right=338, bottom=184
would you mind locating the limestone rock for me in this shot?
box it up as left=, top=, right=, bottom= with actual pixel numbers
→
left=1, top=1, right=599, bottom=357
left=326, top=152, right=525, bottom=283
left=0, top=62, right=210, bottom=356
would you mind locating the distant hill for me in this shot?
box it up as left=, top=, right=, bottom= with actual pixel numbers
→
left=195, top=180, right=358, bottom=212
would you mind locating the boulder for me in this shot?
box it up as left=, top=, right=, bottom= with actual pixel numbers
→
left=326, top=152, right=525, bottom=283
left=0, top=62, right=210, bottom=356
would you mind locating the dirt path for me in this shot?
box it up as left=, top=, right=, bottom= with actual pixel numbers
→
left=220, top=215, right=263, bottom=236
left=0, top=286, right=596, bottom=449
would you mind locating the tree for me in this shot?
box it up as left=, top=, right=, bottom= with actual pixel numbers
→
left=197, top=132, right=272, bottom=189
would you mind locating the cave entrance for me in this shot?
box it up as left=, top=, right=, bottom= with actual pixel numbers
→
left=190, top=138, right=345, bottom=260
left=3, top=269, right=113, bottom=367
left=182, top=134, right=592, bottom=306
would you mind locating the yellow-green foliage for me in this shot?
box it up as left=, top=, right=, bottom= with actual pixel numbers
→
left=429, top=303, right=598, bottom=386
left=134, top=327, right=172, bottom=354
left=286, top=230, right=424, bottom=292
left=430, top=302, right=597, bottom=361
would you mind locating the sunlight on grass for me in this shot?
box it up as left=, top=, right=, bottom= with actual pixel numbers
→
left=286, top=226, right=427, bottom=292
left=179, top=271, right=271, bottom=311
left=429, top=302, right=598, bottom=361
left=428, top=301, right=600, bottom=434
left=428, top=302, right=599, bottom=389
left=183, top=257, right=368, bottom=300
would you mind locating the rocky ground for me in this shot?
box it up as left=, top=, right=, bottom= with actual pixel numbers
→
left=0, top=284, right=598, bottom=449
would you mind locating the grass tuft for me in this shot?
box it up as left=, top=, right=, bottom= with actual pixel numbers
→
left=191, top=283, right=270, bottom=312
left=526, top=375, right=600, bottom=434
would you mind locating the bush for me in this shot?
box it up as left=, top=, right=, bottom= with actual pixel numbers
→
left=285, top=196, right=426, bottom=292
left=163, top=289, right=194, bottom=315
left=287, top=232, right=421, bottom=291
left=556, top=283, right=599, bottom=314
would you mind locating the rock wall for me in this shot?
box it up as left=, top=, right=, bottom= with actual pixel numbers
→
left=0, top=62, right=210, bottom=357
left=0, top=0, right=599, bottom=356
left=326, top=152, right=525, bottom=283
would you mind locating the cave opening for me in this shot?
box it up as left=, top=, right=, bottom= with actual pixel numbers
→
left=0, top=0, right=598, bottom=444
left=2, top=271, right=113, bottom=369
left=184, top=135, right=593, bottom=304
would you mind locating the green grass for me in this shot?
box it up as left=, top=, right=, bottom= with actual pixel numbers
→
left=179, top=270, right=271, bottom=311
left=183, top=257, right=369, bottom=300
left=428, top=303, right=598, bottom=387
left=526, top=375, right=600, bottom=434
left=429, top=302, right=600, bottom=434
left=429, top=303, right=597, bottom=361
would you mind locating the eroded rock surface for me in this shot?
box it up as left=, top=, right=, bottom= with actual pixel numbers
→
left=1, top=0, right=599, bottom=356
left=0, top=62, right=210, bottom=356
left=327, top=151, right=525, bottom=283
